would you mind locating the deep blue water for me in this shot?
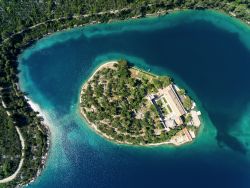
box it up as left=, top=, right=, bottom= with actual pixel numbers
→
left=19, top=10, right=250, bottom=188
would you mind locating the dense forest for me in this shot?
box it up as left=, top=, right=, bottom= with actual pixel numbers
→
left=0, top=0, right=249, bottom=43
left=0, top=106, right=21, bottom=179
left=0, top=0, right=249, bottom=187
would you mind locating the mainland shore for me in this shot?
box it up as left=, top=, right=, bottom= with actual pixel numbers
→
left=23, top=97, right=51, bottom=186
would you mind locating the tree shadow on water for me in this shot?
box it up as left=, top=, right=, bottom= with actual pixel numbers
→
left=216, top=132, right=247, bottom=155
left=209, top=110, right=248, bottom=155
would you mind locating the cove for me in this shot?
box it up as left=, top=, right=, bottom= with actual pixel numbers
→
left=19, top=10, right=250, bottom=188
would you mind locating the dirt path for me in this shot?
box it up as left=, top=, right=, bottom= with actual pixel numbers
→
left=0, top=127, right=25, bottom=184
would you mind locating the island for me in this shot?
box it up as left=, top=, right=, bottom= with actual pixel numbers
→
left=80, top=60, right=201, bottom=146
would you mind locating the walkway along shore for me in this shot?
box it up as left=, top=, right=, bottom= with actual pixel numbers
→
left=0, top=97, right=51, bottom=186
left=0, top=127, right=25, bottom=184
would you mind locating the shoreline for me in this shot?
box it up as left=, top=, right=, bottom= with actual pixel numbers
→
left=0, top=5, right=249, bottom=49
left=7, top=9, right=249, bottom=56
left=79, top=61, right=194, bottom=147
left=79, top=105, right=173, bottom=147
left=23, top=97, right=51, bottom=187
left=41, top=9, right=250, bottom=40
left=81, top=61, right=118, bottom=90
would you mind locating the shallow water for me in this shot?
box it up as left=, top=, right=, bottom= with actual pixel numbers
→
left=19, top=10, right=250, bottom=188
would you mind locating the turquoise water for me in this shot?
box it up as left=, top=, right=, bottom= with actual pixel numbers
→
left=19, top=10, right=250, bottom=188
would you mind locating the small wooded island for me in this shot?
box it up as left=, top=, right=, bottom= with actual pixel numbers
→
left=80, top=60, right=201, bottom=146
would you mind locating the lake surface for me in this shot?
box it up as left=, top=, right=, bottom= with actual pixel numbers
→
left=19, top=10, right=250, bottom=188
